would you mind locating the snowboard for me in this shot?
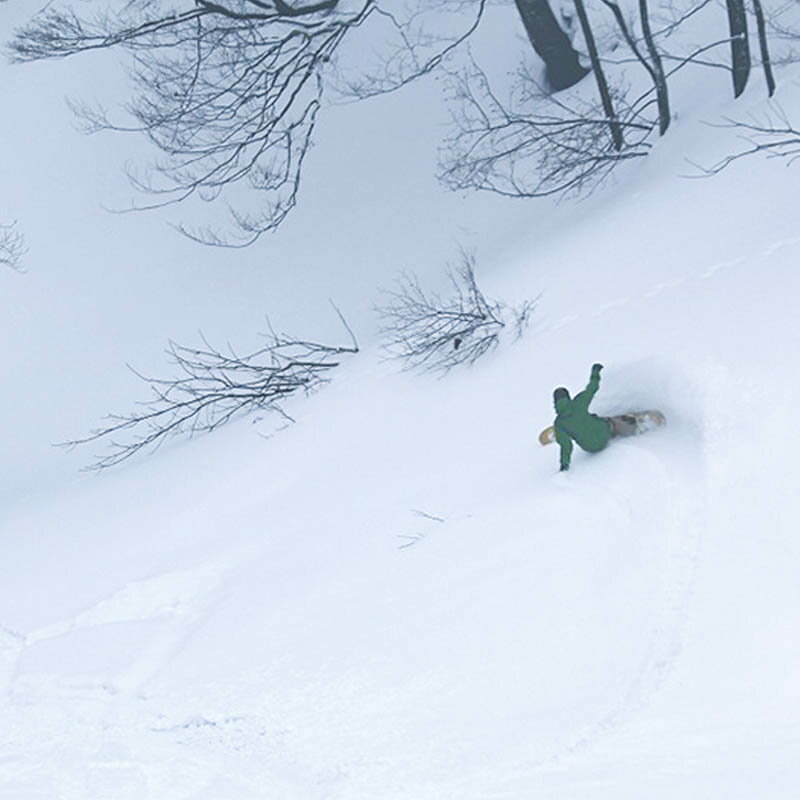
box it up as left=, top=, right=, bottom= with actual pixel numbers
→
left=539, top=410, right=666, bottom=446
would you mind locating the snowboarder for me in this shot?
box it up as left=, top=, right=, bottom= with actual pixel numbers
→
left=552, top=363, right=613, bottom=472
left=545, top=364, right=666, bottom=470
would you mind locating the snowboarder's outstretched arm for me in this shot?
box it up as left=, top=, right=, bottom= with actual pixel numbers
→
left=573, top=363, right=603, bottom=413
left=555, top=426, right=573, bottom=471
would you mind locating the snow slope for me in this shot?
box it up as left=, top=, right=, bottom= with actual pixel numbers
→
left=2, top=4, right=800, bottom=798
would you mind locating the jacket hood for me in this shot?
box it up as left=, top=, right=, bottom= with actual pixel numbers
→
left=553, top=387, right=571, bottom=414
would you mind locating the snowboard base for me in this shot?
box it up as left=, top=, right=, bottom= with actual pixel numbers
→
left=539, top=410, right=666, bottom=446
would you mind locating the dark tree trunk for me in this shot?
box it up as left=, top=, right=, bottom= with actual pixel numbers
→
left=639, top=0, right=670, bottom=134
left=726, top=0, right=751, bottom=97
left=514, top=0, right=590, bottom=92
left=573, top=0, right=623, bottom=150
left=751, top=0, right=776, bottom=96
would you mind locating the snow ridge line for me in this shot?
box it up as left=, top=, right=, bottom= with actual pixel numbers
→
left=541, top=233, right=800, bottom=336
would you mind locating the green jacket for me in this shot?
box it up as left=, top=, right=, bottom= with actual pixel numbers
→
left=554, top=368, right=612, bottom=471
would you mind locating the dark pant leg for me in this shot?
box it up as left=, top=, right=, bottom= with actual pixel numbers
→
left=606, top=415, right=638, bottom=437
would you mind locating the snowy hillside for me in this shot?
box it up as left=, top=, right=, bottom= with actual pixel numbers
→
left=3, top=1, right=800, bottom=798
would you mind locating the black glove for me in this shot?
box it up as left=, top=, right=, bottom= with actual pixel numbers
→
left=591, top=363, right=603, bottom=374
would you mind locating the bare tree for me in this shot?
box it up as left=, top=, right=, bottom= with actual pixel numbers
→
left=0, top=222, right=26, bottom=271
left=650, top=0, right=758, bottom=94
left=638, top=0, right=672, bottom=133
left=442, top=1, right=662, bottom=201
left=60, top=308, right=358, bottom=469
left=378, top=252, right=535, bottom=374
left=573, top=0, right=623, bottom=150
left=599, top=0, right=671, bottom=135
left=441, top=0, right=787, bottom=201
left=439, top=58, right=653, bottom=201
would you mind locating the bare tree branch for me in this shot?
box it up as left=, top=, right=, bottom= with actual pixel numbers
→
left=690, top=105, right=800, bottom=175
left=59, top=306, right=358, bottom=469
left=378, top=251, right=535, bottom=374
left=10, top=1, right=376, bottom=246
left=0, top=222, right=26, bottom=271
left=335, top=1, right=487, bottom=99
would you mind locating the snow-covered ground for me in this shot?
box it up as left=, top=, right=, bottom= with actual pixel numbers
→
left=2, top=3, right=800, bottom=798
